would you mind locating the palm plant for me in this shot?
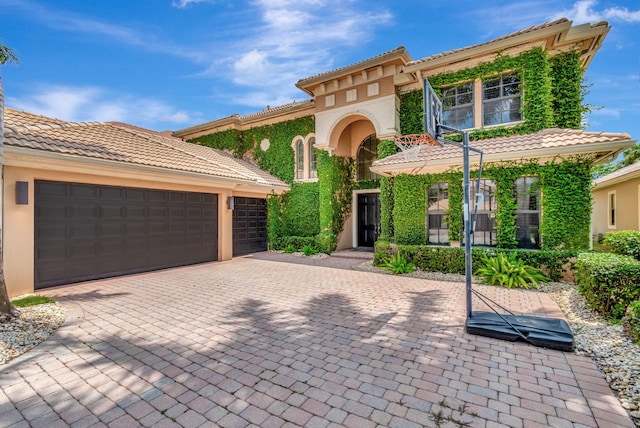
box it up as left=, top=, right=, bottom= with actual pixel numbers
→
left=475, top=253, right=549, bottom=289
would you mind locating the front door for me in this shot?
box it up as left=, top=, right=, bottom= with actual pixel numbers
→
left=357, top=193, right=380, bottom=247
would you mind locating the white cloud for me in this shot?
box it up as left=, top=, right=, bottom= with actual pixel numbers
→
left=171, top=0, right=212, bottom=8
left=205, top=0, right=392, bottom=108
left=7, top=84, right=201, bottom=129
left=551, top=0, right=640, bottom=24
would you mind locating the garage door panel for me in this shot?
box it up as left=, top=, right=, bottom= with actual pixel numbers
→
left=35, top=181, right=218, bottom=289
left=232, top=197, right=267, bottom=257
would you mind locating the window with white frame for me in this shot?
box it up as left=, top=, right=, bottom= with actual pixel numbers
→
left=608, top=191, right=616, bottom=228
left=293, top=135, right=318, bottom=181
left=441, top=73, right=522, bottom=130
left=483, top=74, right=521, bottom=126
left=442, top=82, right=474, bottom=129
left=514, top=177, right=540, bottom=249
left=356, top=134, right=380, bottom=181
left=295, top=138, right=304, bottom=180
left=308, top=137, right=317, bottom=178
left=427, top=182, right=449, bottom=245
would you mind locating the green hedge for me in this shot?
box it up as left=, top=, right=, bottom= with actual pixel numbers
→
left=375, top=241, right=578, bottom=281
left=281, top=182, right=320, bottom=237
left=575, top=252, right=640, bottom=319
left=603, top=230, right=640, bottom=260
left=270, top=235, right=317, bottom=251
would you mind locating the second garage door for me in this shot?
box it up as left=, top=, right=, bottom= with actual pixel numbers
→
left=232, top=197, right=267, bottom=256
left=34, top=181, right=218, bottom=289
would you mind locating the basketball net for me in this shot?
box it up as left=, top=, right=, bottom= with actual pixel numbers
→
left=394, top=134, right=439, bottom=161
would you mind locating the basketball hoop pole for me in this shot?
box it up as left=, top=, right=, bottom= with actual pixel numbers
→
left=435, top=125, right=482, bottom=319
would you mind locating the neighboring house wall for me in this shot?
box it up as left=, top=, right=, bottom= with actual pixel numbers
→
left=592, top=165, right=640, bottom=237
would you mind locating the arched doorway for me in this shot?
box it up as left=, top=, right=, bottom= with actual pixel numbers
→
left=355, top=134, right=381, bottom=248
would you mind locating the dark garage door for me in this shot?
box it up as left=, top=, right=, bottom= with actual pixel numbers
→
left=232, top=197, right=267, bottom=257
left=34, top=180, right=218, bottom=289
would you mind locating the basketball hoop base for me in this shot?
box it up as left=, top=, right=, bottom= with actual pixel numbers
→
left=465, top=312, right=574, bottom=352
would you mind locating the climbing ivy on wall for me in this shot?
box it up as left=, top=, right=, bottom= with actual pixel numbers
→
left=399, top=47, right=584, bottom=141
left=540, top=158, right=592, bottom=249
left=390, top=159, right=593, bottom=249
left=189, top=116, right=315, bottom=185
left=550, top=51, right=585, bottom=129
left=377, top=140, right=398, bottom=241
left=316, top=150, right=354, bottom=253
left=281, top=182, right=320, bottom=237
left=392, top=48, right=592, bottom=250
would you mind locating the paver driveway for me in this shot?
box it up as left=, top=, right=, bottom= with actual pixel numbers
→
left=1, top=254, right=634, bottom=427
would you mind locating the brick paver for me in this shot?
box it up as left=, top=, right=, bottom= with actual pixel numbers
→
left=0, top=253, right=635, bottom=427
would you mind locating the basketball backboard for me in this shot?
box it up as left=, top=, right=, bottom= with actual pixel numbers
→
left=423, top=78, right=442, bottom=141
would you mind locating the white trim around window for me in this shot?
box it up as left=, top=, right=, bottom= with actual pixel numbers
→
left=608, top=190, right=616, bottom=229
left=292, top=134, right=318, bottom=182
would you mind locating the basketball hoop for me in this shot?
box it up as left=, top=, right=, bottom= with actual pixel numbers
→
left=394, top=133, right=439, bottom=161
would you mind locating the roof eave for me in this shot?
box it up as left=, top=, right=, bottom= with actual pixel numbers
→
left=3, top=145, right=291, bottom=193
left=371, top=138, right=635, bottom=177
left=295, top=47, right=412, bottom=94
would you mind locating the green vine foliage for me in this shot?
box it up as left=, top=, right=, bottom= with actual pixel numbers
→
left=190, top=116, right=315, bottom=185
left=399, top=47, right=582, bottom=142
left=248, top=116, right=315, bottom=184
left=540, top=158, right=592, bottom=249
left=281, top=182, right=320, bottom=237
left=316, top=150, right=354, bottom=253
left=550, top=51, right=584, bottom=129
left=378, top=139, right=398, bottom=241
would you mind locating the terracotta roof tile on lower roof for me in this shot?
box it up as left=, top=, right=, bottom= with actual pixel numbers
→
left=372, top=128, right=634, bottom=174
left=3, top=108, right=289, bottom=189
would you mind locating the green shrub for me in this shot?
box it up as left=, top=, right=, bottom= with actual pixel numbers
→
left=575, top=252, right=640, bottom=319
left=271, top=236, right=315, bottom=251
left=301, top=244, right=319, bottom=256
left=603, top=230, right=640, bottom=260
left=622, top=301, right=640, bottom=344
left=374, top=243, right=576, bottom=281
left=315, top=230, right=336, bottom=255
left=381, top=254, right=415, bottom=275
left=475, top=253, right=549, bottom=289
left=284, top=244, right=296, bottom=253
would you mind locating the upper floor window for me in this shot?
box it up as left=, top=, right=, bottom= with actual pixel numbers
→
left=441, top=73, right=522, bottom=130
left=357, top=134, right=380, bottom=181
left=295, top=138, right=305, bottom=180
left=293, top=135, right=318, bottom=182
left=442, top=82, right=474, bottom=130
left=309, top=137, right=317, bottom=178
left=483, top=74, right=521, bottom=126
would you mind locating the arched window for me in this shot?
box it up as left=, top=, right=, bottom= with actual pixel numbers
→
left=308, top=137, right=317, bottom=178
left=356, top=134, right=380, bottom=181
left=295, top=138, right=304, bottom=179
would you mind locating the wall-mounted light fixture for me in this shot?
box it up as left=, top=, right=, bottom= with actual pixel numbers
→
left=16, top=181, right=29, bottom=205
left=227, top=196, right=234, bottom=210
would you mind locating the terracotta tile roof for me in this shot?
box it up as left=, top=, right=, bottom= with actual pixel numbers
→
left=406, top=19, right=570, bottom=67
left=3, top=108, right=289, bottom=189
left=296, top=46, right=410, bottom=88
left=373, top=128, right=633, bottom=168
left=173, top=99, right=314, bottom=137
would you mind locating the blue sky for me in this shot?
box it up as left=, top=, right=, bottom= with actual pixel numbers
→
left=1, top=0, right=639, bottom=143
